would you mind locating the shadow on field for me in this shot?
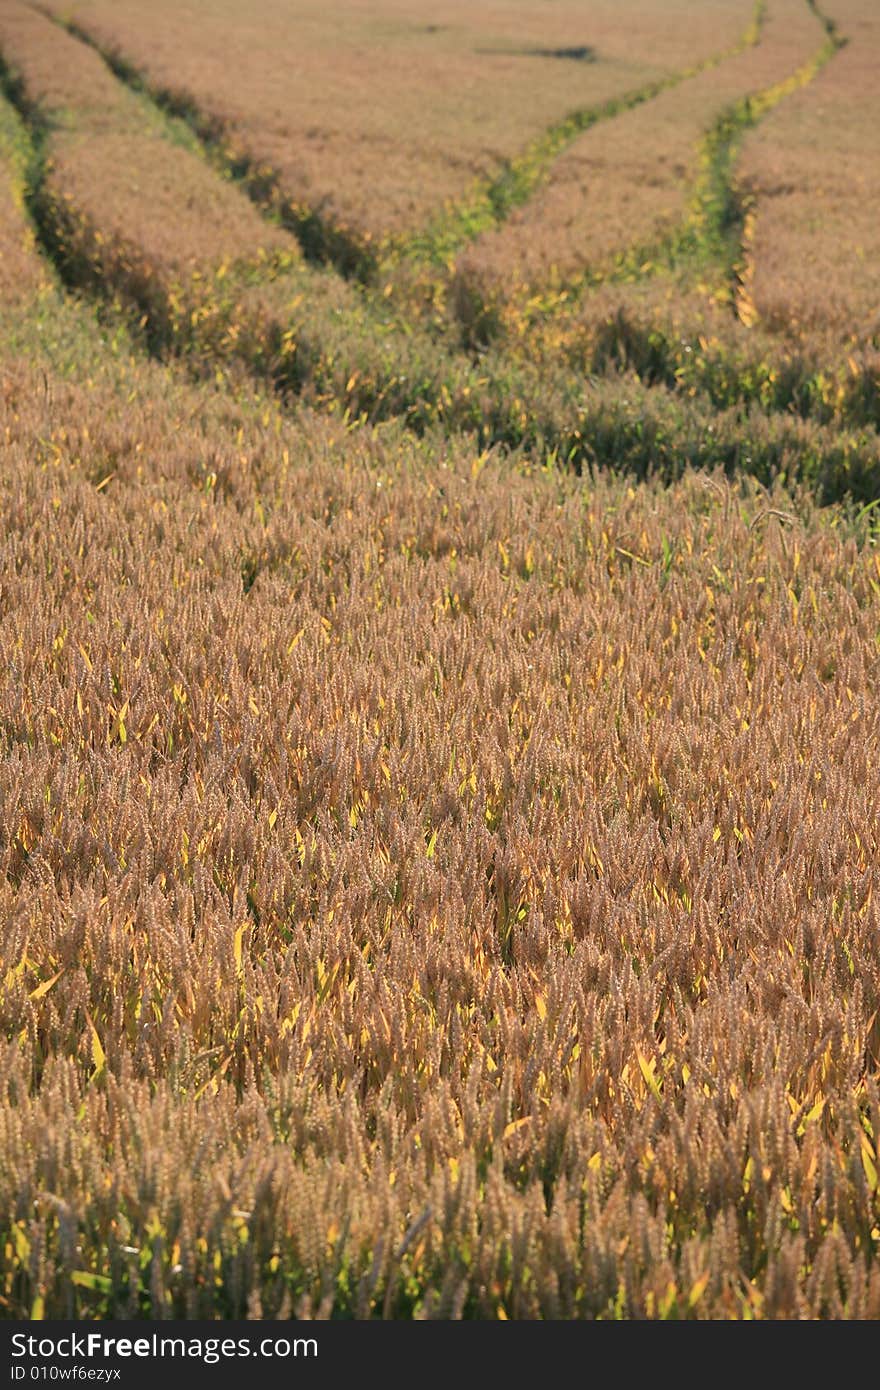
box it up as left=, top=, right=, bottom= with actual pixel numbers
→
left=477, top=44, right=597, bottom=62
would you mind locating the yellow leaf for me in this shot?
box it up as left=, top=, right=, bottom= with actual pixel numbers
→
left=688, top=1273, right=710, bottom=1308
left=471, top=450, right=489, bottom=479
left=637, top=1049, right=663, bottom=1101
left=85, top=1011, right=105, bottom=1078
left=861, top=1135, right=878, bottom=1193
left=804, top=1096, right=826, bottom=1125
left=503, top=1117, right=531, bottom=1140
left=71, top=1271, right=112, bottom=1293
left=233, top=924, right=245, bottom=977
left=615, top=546, right=650, bottom=567
left=535, top=993, right=547, bottom=1021
left=12, top=1224, right=30, bottom=1262
left=29, top=968, right=64, bottom=1000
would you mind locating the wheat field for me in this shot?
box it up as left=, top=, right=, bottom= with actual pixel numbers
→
left=0, top=0, right=878, bottom=1320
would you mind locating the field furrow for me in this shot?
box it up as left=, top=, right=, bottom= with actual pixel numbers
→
left=4, top=28, right=877, bottom=506
left=0, top=82, right=47, bottom=304
left=452, top=0, right=829, bottom=331
left=459, top=2, right=875, bottom=438
left=2, top=7, right=877, bottom=505
left=35, top=0, right=758, bottom=263
left=737, top=0, right=880, bottom=347
left=29, top=1, right=767, bottom=305
left=390, top=1, right=768, bottom=278
left=37, top=0, right=875, bottom=450
left=0, top=4, right=291, bottom=279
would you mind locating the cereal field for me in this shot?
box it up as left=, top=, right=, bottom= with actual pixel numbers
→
left=0, top=0, right=878, bottom=1321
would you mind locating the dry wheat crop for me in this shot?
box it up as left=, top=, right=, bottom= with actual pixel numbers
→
left=0, top=0, right=878, bottom=1324
left=3, top=323, right=880, bottom=1318
left=0, top=3, right=293, bottom=310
